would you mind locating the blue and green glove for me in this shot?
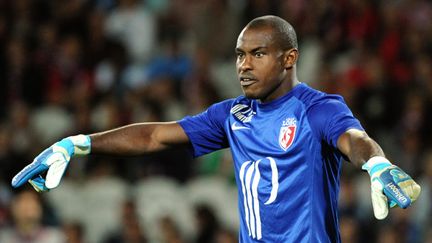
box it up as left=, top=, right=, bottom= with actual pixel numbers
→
left=11, top=135, right=91, bottom=192
left=362, top=156, right=421, bottom=219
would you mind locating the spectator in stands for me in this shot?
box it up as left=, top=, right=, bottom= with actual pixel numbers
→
left=0, top=189, right=65, bottom=243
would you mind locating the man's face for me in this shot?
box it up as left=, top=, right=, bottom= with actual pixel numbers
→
left=235, top=26, right=287, bottom=102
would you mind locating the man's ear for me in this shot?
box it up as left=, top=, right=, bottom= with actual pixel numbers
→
left=283, top=48, right=299, bottom=69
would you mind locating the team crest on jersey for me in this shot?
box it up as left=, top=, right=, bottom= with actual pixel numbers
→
left=279, top=118, right=297, bottom=151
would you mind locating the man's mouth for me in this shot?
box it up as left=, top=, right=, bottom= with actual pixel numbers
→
left=240, top=77, right=257, bottom=86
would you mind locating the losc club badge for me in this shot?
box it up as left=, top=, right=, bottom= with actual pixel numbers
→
left=279, top=118, right=297, bottom=151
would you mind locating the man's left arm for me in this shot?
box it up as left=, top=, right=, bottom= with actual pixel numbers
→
left=337, top=129, right=421, bottom=219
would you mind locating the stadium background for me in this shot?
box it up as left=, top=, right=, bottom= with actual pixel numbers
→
left=0, top=0, right=431, bottom=242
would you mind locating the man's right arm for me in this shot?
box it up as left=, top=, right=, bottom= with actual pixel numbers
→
left=12, top=98, right=231, bottom=191
left=89, top=122, right=190, bottom=156
left=11, top=122, right=190, bottom=191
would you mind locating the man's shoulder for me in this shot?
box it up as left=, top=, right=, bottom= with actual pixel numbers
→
left=295, top=84, right=346, bottom=108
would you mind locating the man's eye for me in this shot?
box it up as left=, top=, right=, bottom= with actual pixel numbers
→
left=255, top=52, right=264, bottom=57
left=237, top=53, right=244, bottom=59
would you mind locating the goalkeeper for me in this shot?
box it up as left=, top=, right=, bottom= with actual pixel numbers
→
left=12, top=15, right=420, bottom=242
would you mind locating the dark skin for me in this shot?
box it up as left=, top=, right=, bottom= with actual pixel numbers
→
left=235, top=26, right=299, bottom=102
left=90, top=25, right=385, bottom=168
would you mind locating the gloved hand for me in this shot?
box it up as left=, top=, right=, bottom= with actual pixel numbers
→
left=362, top=156, right=421, bottom=220
left=11, top=135, right=91, bottom=192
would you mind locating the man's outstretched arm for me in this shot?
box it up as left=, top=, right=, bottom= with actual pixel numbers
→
left=12, top=122, right=190, bottom=191
left=90, top=122, right=190, bottom=155
left=337, top=129, right=421, bottom=220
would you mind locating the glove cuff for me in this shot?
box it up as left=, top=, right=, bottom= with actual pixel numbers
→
left=54, top=134, right=91, bottom=159
left=69, top=134, right=91, bottom=156
left=362, top=156, right=392, bottom=175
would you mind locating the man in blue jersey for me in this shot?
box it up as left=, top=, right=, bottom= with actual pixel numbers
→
left=12, top=15, right=420, bottom=242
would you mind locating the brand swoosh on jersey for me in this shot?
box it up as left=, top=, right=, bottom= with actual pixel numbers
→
left=231, top=122, right=250, bottom=131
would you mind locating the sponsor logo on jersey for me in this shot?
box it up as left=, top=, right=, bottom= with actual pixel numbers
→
left=279, top=118, right=297, bottom=151
left=231, top=103, right=255, bottom=123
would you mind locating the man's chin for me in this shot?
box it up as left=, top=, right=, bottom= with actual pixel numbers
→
left=242, top=90, right=259, bottom=100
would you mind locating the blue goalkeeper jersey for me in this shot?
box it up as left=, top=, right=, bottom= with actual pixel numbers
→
left=178, top=83, right=363, bottom=243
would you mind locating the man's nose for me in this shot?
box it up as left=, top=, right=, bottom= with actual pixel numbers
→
left=238, top=55, right=252, bottom=72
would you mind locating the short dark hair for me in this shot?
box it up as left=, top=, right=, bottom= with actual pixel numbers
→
left=246, top=15, right=298, bottom=50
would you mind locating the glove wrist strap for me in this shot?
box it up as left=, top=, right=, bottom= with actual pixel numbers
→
left=68, top=134, right=91, bottom=156
left=362, top=156, right=392, bottom=174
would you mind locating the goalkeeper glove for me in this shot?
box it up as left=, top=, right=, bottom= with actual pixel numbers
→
left=362, top=156, right=421, bottom=220
left=11, top=135, right=91, bottom=192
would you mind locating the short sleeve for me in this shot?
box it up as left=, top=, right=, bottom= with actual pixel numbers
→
left=178, top=99, right=233, bottom=157
left=307, top=95, right=364, bottom=148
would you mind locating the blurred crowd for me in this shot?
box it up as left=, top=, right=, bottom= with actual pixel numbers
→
left=0, top=0, right=432, bottom=242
